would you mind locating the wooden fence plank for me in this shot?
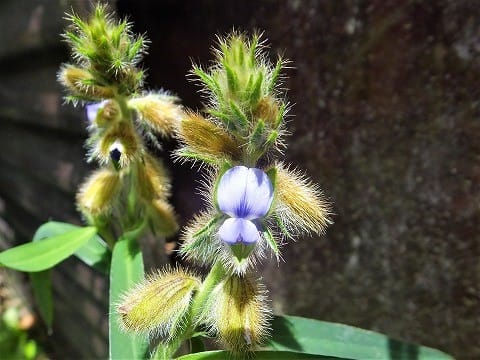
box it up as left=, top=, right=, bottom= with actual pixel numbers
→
left=0, top=64, right=87, bottom=133
left=0, top=0, right=91, bottom=59
left=0, top=123, right=90, bottom=193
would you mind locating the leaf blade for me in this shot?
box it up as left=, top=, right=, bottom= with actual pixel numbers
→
left=29, top=270, right=53, bottom=331
left=0, top=227, right=97, bottom=272
left=176, top=350, right=337, bottom=360
left=33, top=221, right=110, bottom=273
left=109, top=236, right=148, bottom=360
left=268, top=315, right=453, bottom=360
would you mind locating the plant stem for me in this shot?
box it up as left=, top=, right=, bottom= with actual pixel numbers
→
left=151, top=261, right=226, bottom=359
left=98, top=225, right=116, bottom=249
left=191, top=261, right=226, bottom=320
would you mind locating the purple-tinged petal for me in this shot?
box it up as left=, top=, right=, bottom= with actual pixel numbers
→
left=217, top=166, right=250, bottom=217
left=243, top=167, right=274, bottom=219
left=218, top=218, right=260, bottom=244
left=85, top=101, right=107, bottom=123
left=217, top=166, right=273, bottom=220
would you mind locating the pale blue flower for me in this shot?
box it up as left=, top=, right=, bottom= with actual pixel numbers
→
left=217, top=166, right=273, bottom=244
left=85, top=101, right=107, bottom=123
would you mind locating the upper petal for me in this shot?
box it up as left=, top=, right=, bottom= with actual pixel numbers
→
left=216, top=166, right=273, bottom=219
left=216, top=166, right=250, bottom=217
left=243, top=168, right=274, bottom=219
left=218, top=218, right=260, bottom=244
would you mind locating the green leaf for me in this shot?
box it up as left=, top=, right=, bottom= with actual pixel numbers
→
left=0, top=227, right=97, bottom=272
left=176, top=350, right=336, bottom=360
left=109, top=236, right=148, bottom=360
left=268, top=315, right=454, bottom=360
left=29, top=270, right=53, bottom=331
left=33, top=221, right=110, bottom=273
left=74, top=236, right=111, bottom=274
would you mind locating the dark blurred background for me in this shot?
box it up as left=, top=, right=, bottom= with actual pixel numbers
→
left=0, top=0, right=479, bottom=359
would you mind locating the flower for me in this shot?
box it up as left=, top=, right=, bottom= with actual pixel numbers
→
left=216, top=166, right=273, bottom=244
left=85, top=101, right=107, bottom=123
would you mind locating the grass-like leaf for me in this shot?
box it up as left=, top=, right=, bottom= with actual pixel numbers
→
left=268, top=315, right=454, bottom=360
left=176, top=350, right=336, bottom=359
left=29, top=270, right=53, bottom=331
left=109, top=236, right=148, bottom=360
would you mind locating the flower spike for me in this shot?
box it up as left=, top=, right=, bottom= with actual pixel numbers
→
left=179, top=33, right=332, bottom=276
left=60, top=4, right=180, bottom=234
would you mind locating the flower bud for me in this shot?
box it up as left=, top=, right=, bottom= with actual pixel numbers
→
left=129, top=94, right=183, bottom=137
left=178, top=112, right=240, bottom=162
left=253, top=96, right=280, bottom=128
left=148, top=199, right=179, bottom=237
left=86, top=101, right=107, bottom=123
left=97, top=121, right=142, bottom=168
left=179, top=211, right=219, bottom=267
left=136, top=154, right=171, bottom=201
left=58, top=65, right=115, bottom=99
left=275, top=163, right=332, bottom=234
left=96, top=100, right=121, bottom=127
left=117, top=268, right=200, bottom=339
left=76, top=168, right=121, bottom=216
left=205, top=274, right=270, bottom=353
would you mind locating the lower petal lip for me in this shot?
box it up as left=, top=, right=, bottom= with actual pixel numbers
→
left=218, top=218, right=260, bottom=244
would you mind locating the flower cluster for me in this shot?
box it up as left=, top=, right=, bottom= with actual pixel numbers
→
left=176, top=33, right=332, bottom=351
left=178, top=33, right=332, bottom=274
left=58, top=5, right=180, bottom=239
left=117, top=32, right=332, bottom=355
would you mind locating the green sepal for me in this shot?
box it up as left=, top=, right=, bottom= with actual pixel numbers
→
left=249, top=119, right=266, bottom=150
left=268, top=58, right=284, bottom=93
left=275, top=103, right=287, bottom=129
left=266, top=166, right=277, bottom=189
left=193, top=65, right=221, bottom=96
left=181, top=216, right=223, bottom=255
left=207, top=109, right=233, bottom=128
left=176, top=148, right=220, bottom=165
left=229, top=100, right=248, bottom=129
left=248, top=34, right=259, bottom=66
left=223, top=61, right=239, bottom=94
left=265, top=129, right=279, bottom=149
left=229, top=242, right=255, bottom=266
left=249, top=72, right=264, bottom=106
left=273, top=213, right=292, bottom=240
left=262, top=226, right=279, bottom=256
